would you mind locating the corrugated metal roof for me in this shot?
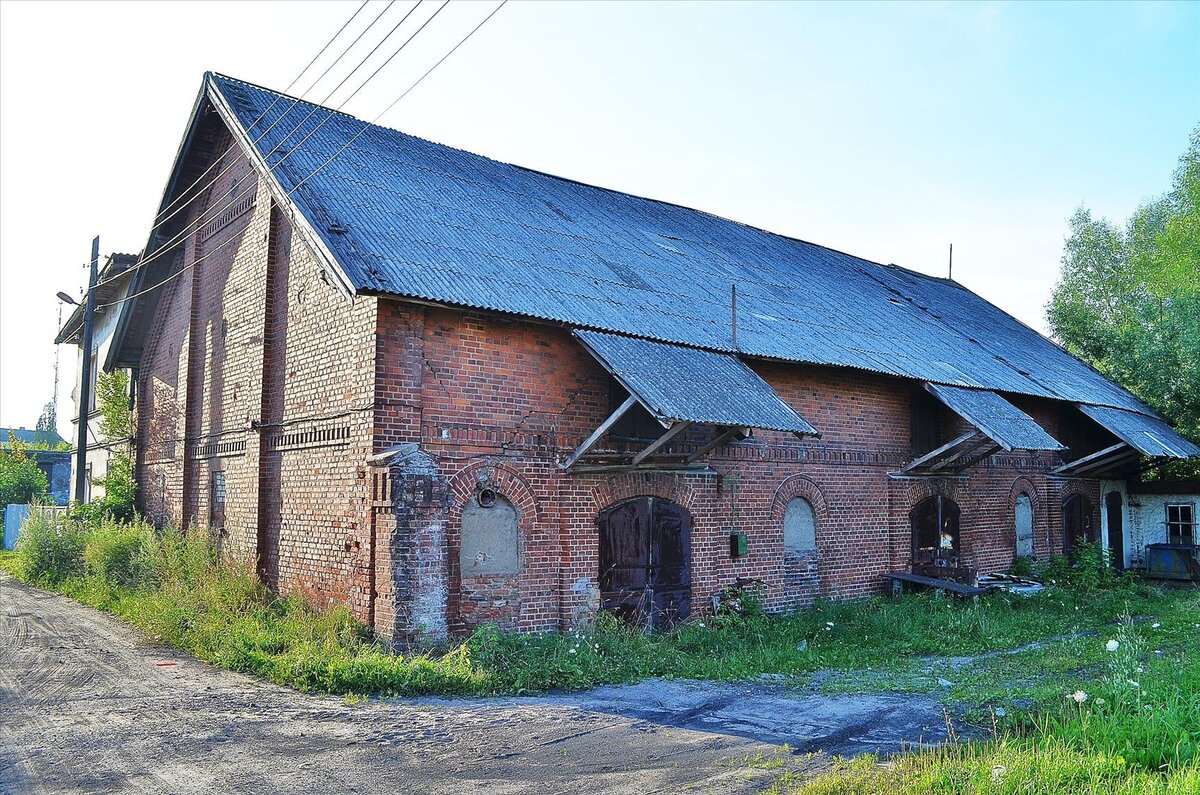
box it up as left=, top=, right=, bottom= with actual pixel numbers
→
left=575, top=330, right=819, bottom=435
left=208, top=73, right=1160, bottom=419
left=1078, top=405, right=1200, bottom=459
left=926, top=384, right=1065, bottom=452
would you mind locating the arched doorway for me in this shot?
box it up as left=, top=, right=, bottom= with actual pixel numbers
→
left=597, top=497, right=691, bottom=630
left=910, top=494, right=961, bottom=565
left=1063, top=494, right=1096, bottom=553
left=1105, top=491, right=1124, bottom=570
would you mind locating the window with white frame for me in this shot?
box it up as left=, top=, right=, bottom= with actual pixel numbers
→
left=1166, top=504, right=1195, bottom=546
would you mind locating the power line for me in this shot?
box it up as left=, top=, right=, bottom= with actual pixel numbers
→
left=98, top=0, right=508, bottom=311
left=294, top=1, right=507, bottom=196
left=292, top=0, right=383, bottom=98
left=125, top=0, right=376, bottom=259
left=93, top=1, right=429, bottom=294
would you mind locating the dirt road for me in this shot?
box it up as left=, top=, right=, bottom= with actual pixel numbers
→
left=0, top=576, right=948, bottom=794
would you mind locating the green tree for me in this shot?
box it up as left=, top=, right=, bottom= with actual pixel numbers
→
left=85, top=371, right=136, bottom=522
left=1, top=432, right=49, bottom=509
left=1048, top=128, right=1200, bottom=478
left=35, top=400, right=56, bottom=433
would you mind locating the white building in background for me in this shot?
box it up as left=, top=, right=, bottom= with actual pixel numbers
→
left=55, top=253, right=138, bottom=502
left=1100, top=478, right=1199, bottom=576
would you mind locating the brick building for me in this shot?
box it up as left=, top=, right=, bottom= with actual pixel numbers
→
left=108, top=74, right=1200, bottom=646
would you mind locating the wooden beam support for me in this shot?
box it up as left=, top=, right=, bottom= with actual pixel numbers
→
left=954, top=443, right=1004, bottom=471
left=562, top=395, right=638, bottom=470
left=1071, top=448, right=1140, bottom=476
left=928, top=434, right=997, bottom=472
left=632, top=420, right=694, bottom=465
left=1051, top=442, right=1133, bottom=477
left=686, top=426, right=750, bottom=463
left=901, top=430, right=980, bottom=473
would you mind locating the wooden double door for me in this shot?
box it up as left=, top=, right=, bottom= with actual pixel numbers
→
left=597, top=497, right=691, bottom=630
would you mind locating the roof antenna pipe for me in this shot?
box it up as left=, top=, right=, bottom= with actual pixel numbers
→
left=731, top=283, right=738, bottom=351
left=948, top=243, right=954, bottom=280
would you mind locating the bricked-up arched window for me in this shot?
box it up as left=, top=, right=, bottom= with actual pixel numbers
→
left=1014, top=493, right=1034, bottom=558
left=460, top=491, right=519, bottom=575
left=784, top=497, right=818, bottom=555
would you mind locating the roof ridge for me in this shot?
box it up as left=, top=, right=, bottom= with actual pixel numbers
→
left=210, top=72, right=960, bottom=288
left=126, top=72, right=1167, bottom=423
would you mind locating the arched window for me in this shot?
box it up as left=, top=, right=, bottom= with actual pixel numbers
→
left=784, top=497, right=818, bottom=555
left=1014, top=493, right=1034, bottom=558
left=460, top=491, right=519, bottom=575
left=910, top=495, right=960, bottom=563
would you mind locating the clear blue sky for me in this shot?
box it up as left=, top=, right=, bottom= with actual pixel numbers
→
left=1, top=0, right=1197, bottom=434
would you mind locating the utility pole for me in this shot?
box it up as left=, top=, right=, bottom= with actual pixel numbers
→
left=74, top=237, right=99, bottom=504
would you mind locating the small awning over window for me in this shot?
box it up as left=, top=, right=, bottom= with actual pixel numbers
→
left=1055, top=404, right=1200, bottom=477
left=901, top=383, right=1064, bottom=475
left=566, top=330, right=818, bottom=471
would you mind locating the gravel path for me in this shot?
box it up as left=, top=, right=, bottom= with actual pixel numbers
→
left=0, top=576, right=949, bottom=794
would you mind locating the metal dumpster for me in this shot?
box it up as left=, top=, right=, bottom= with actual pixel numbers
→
left=1145, top=543, right=1200, bottom=581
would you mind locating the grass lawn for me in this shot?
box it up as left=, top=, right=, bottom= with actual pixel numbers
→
left=5, top=515, right=1199, bottom=793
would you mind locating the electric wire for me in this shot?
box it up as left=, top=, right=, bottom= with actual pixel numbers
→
left=291, top=0, right=506, bottom=197
left=120, top=0, right=375, bottom=262
left=97, top=0, right=507, bottom=311
left=93, top=1, right=433, bottom=294
left=90, top=0, right=392, bottom=293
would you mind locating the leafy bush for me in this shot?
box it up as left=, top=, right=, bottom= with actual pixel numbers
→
left=73, top=370, right=137, bottom=523
left=13, top=511, right=84, bottom=584
left=1036, top=542, right=1126, bottom=590
left=1010, top=555, right=1035, bottom=577
left=0, top=433, right=49, bottom=511
left=83, top=521, right=156, bottom=588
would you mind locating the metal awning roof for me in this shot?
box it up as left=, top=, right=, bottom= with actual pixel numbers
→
left=1077, top=405, right=1200, bottom=459
left=574, top=330, right=819, bottom=435
left=926, top=384, right=1065, bottom=452
left=899, top=384, right=1065, bottom=475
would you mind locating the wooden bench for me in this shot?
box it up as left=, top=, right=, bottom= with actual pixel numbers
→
left=884, top=572, right=990, bottom=599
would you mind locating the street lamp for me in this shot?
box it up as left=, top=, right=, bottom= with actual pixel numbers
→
left=57, top=238, right=99, bottom=504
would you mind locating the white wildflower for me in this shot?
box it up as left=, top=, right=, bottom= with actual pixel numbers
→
left=1071, top=690, right=1088, bottom=704
left=1105, top=639, right=1120, bottom=652
left=1151, top=622, right=1161, bottom=629
left=991, top=765, right=1006, bottom=781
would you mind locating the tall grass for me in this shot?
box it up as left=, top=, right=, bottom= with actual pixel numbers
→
left=7, top=515, right=1200, bottom=789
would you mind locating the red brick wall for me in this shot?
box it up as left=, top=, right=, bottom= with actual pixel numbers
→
left=370, top=304, right=1099, bottom=637
left=136, top=120, right=378, bottom=619
left=135, top=120, right=1102, bottom=644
